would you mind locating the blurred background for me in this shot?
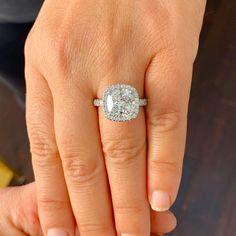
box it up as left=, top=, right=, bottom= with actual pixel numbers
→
left=0, top=0, right=235, bottom=235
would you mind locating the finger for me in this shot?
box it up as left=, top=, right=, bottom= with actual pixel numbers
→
left=151, top=210, right=177, bottom=234
left=146, top=52, right=192, bottom=211
left=25, top=67, right=75, bottom=236
left=98, top=82, right=150, bottom=234
left=0, top=183, right=43, bottom=236
left=52, top=82, right=116, bottom=236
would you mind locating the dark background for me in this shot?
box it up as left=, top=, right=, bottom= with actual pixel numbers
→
left=0, top=0, right=235, bottom=235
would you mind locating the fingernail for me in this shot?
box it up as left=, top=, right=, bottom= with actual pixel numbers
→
left=150, top=190, right=171, bottom=212
left=48, top=228, right=68, bottom=236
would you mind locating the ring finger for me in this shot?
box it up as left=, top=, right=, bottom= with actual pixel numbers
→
left=97, top=68, right=150, bottom=235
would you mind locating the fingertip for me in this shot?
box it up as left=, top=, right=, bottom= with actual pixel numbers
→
left=151, top=210, right=177, bottom=234
left=148, top=163, right=182, bottom=215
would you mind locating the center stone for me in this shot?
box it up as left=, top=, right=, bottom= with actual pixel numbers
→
left=103, top=84, right=140, bottom=122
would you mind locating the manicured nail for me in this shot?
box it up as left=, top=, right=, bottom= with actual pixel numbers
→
left=48, top=228, right=68, bottom=236
left=150, top=190, right=171, bottom=212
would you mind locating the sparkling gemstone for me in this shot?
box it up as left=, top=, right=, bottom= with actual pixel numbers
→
left=103, top=84, right=140, bottom=122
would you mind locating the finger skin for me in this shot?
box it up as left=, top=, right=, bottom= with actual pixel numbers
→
left=146, top=51, right=189, bottom=212
left=95, top=2, right=156, bottom=234
left=95, top=12, right=153, bottom=231
left=145, top=0, right=206, bottom=212
left=0, top=183, right=176, bottom=236
left=52, top=84, right=116, bottom=236
left=99, top=83, right=150, bottom=235
left=151, top=210, right=177, bottom=234
left=25, top=66, right=75, bottom=236
left=0, top=183, right=43, bottom=236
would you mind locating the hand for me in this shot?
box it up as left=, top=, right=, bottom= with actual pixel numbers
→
left=0, top=183, right=176, bottom=236
left=25, top=0, right=206, bottom=235
left=0, top=183, right=42, bottom=236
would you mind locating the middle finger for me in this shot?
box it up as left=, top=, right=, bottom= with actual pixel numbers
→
left=52, top=83, right=116, bottom=236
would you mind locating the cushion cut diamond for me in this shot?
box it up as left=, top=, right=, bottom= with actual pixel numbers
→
left=103, top=84, right=140, bottom=122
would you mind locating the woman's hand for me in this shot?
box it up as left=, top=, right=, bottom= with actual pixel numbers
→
left=0, top=183, right=177, bottom=236
left=25, top=0, right=206, bottom=235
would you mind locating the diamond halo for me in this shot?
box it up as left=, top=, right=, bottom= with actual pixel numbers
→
left=94, top=84, right=147, bottom=122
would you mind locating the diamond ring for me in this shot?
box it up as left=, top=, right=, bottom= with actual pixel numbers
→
left=94, top=84, right=147, bottom=122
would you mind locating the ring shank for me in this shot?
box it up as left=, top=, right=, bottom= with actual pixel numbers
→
left=93, top=99, right=104, bottom=107
left=139, top=99, right=148, bottom=106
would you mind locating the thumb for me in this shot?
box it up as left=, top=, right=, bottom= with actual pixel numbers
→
left=0, top=183, right=43, bottom=236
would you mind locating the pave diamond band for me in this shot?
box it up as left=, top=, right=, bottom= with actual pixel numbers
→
left=94, top=98, right=147, bottom=107
left=93, top=84, right=147, bottom=122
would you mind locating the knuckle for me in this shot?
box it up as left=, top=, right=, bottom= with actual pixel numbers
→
left=148, top=110, right=185, bottom=133
left=28, top=23, right=73, bottom=76
left=102, top=137, right=145, bottom=166
left=28, top=125, right=58, bottom=167
left=39, top=29, right=73, bottom=77
left=150, top=158, right=181, bottom=174
left=50, top=30, right=71, bottom=69
left=24, top=25, right=35, bottom=53
left=79, top=222, right=111, bottom=234
left=24, top=27, right=37, bottom=63
left=38, top=196, right=65, bottom=212
left=60, top=144, right=100, bottom=185
left=24, top=33, right=32, bottom=58
left=141, top=5, right=176, bottom=50
left=113, top=204, right=145, bottom=216
left=24, top=25, right=44, bottom=67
